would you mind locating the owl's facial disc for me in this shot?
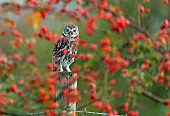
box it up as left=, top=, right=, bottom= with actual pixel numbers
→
left=62, top=25, right=79, bottom=38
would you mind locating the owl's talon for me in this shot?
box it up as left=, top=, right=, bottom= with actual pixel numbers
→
left=58, top=65, right=64, bottom=72
left=63, top=71, right=72, bottom=76
left=68, top=72, right=72, bottom=76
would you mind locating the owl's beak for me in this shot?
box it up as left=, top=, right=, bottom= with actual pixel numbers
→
left=69, top=31, right=73, bottom=35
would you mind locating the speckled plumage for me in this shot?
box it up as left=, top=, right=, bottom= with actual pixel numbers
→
left=52, top=25, right=79, bottom=72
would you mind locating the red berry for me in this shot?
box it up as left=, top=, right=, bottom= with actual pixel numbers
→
left=12, top=54, right=21, bottom=61
left=163, top=0, right=169, bottom=4
left=79, top=53, right=86, bottom=60
left=45, top=32, right=53, bottom=41
left=60, top=7, right=67, bottom=13
left=76, top=0, right=82, bottom=4
left=89, top=83, right=96, bottom=89
left=41, top=25, right=48, bottom=33
left=141, top=63, right=149, bottom=70
left=139, top=5, right=145, bottom=13
left=109, top=79, right=116, bottom=87
left=115, top=6, right=121, bottom=12
left=9, top=84, right=18, bottom=93
left=104, top=12, right=112, bottom=20
left=72, top=67, right=79, bottom=73
left=48, top=102, right=58, bottom=109
left=93, top=101, right=103, bottom=109
left=8, top=99, right=14, bottom=105
left=0, top=30, right=6, bottom=36
left=167, top=82, right=170, bottom=88
left=158, top=79, right=164, bottom=85
left=46, top=63, right=53, bottom=70
left=145, top=8, right=151, bottom=13
left=161, top=19, right=169, bottom=29
left=89, top=44, right=97, bottom=51
left=83, top=89, right=89, bottom=94
left=122, top=102, right=129, bottom=112
left=85, top=54, right=92, bottom=60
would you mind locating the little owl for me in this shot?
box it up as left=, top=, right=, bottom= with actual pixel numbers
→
left=52, top=24, right=79, bottom=73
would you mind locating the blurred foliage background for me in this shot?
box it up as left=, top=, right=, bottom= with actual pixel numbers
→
left=0, top=0, right=170, bottom=116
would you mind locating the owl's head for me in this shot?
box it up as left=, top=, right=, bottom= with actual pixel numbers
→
left=62, top=24, right=79, bottom=38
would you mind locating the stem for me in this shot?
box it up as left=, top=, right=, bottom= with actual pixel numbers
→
left=104, top=71, right=109, bottom=96
left=76, top=98, right=101, bottom=110
left=141, top=88, right=164, bottom=104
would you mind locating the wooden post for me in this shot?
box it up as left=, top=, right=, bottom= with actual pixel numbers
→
left=55, top=72, right=77, bottom=115
left=66, top=76, right=77, bottom=115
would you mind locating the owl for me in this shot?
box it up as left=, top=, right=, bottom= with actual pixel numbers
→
left=52, top=24, right=79, bottom=73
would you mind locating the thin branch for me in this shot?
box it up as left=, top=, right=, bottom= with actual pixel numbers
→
left=129, top=23, right=151, bottom=39
left=1, top=109, right=127, bottom=116
left=0, top=110, right=56, bottom=116
left=76, top=98, right=101, bottom=110
left=108, top=8, right=166, bottom=55
left=0, top=2, right=53, bottom=11
left=76, top=109, right=127, bottom=116
left=140, top=88, right=164, bottom=104
left=0, top=111, right=24, bottom=116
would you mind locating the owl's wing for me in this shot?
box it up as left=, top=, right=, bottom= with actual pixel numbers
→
left=53, top=38, right=68, bottom=57
left=53, top=40, right=62, bottom=57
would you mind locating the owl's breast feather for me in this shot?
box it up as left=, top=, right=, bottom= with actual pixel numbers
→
left=73, top=37, right=79, bottom=45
